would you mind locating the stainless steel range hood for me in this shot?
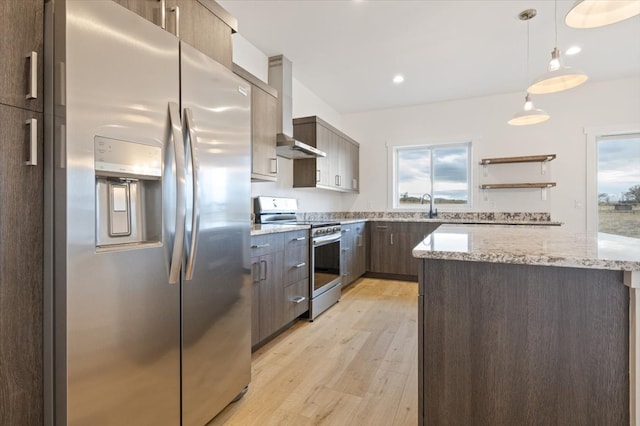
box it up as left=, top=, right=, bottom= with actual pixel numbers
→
left=269, top=55, right=326, bottom=159
left=276, top=134, right=326, bottom=159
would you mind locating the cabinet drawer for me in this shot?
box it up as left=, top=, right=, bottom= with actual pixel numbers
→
left=283, top=230, right=309, bottom=285
left=284, top=278, right=309, bottom=321
left=250, top=233, right=284, bottom=257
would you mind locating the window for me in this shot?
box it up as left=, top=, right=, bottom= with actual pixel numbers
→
left=596, top=133, right=640, bottom=238
left=393, top=142, right=471, bottom=209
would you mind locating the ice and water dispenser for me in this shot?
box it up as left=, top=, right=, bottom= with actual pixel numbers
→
left=94, top=136, right=162, bottom=248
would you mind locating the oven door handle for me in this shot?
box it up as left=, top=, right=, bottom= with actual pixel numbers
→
left=313, top=233, right=341, bottom=246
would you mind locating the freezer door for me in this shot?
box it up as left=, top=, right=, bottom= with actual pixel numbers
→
left=57, top=2, right=181, bottom=425
left=180, top=42, right=252, bottom=426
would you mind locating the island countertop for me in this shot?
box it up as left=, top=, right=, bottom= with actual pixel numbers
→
left=413, top=223, right=640, bottom=272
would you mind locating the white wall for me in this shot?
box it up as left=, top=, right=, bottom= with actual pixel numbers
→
left=233, top=34, right=345, bottom=212
left=341, top=77, right=640, bottom=232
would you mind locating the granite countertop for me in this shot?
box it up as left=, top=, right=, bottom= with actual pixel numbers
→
left=251, top=224, right=310, bottom=236
left=366, top=218, right=562, bottom=225
left=412, top=224, right=640, bottom=272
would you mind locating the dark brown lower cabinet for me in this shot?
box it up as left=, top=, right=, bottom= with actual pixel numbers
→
left=419, top=259, right=628, bottom=426
left=251, top=230, right=309, bottom=349
left=369, top=221, right=440, bottom=279
left=0, top=104, right=43, bottom=425
left=341, top=221, right=367, bottom=288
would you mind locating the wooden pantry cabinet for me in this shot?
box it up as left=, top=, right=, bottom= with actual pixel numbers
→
left=292, top=116, right=360, bottom=193
left=0, top=0, right=44, bottom=424
left=233, top=64, right=279, bottom=182
left=250, top=230, right=309, bottom=348
left=112, top=0, right=236, bottom=68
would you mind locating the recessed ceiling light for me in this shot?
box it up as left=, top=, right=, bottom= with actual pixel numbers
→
left=566, top=45, right=582, bottom=55
left=393, top=74, right=405, bottom=84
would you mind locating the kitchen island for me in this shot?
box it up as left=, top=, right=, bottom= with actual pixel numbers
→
left=413, top=224, right=640, bottom=426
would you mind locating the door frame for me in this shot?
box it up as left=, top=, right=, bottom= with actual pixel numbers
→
left=584, top=123, right=640, bottom=233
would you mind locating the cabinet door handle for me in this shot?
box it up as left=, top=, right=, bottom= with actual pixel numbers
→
left=291, top=296, right=306, bottom=304
left=356, top=235, right=362, bottom=247
left=260, top=259, right=267, bottom=280
left=251, top=243, right=270, bottom=249
left=335, top=175, right=340, bottom=186
left=159, top=0, right=166, bottom=29
left=252, top=262, right=260, bottom=283
left=25, top=118, right=37, bottom=166
left=294, top=262, right=306, bottom=269
left=342, top=228, right=350, bottom=233
left=390, top=233, right=394, bottom=245
left=316, top=170, right=321, bottom=182
left=270, top=158, right=278, bottom=174
left=170, top=6, right=180, bottom=37
left=342, top=247, right=350, bottom=252
left=294, top=236, right=306, bottom=241
left=26, top=51, right=37, bottom=100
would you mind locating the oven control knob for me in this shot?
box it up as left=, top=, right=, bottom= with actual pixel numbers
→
left=333, top=226, right=340, bottom=233
left=316, top=229, right=324, bottom=235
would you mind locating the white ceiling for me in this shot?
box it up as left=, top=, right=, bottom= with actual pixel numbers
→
left=218, top=0, right=640, bottom=114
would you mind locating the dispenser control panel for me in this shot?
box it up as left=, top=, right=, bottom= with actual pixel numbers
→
left=94, top=136, right=162, bottom=178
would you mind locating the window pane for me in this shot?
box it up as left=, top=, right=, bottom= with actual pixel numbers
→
left=597, top=134, right=640, bottom=238
left=433, top=146, right=468, bottom=205
left=397, top=148, right=431, bottom=205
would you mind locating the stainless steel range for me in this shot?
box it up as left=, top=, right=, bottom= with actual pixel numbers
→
left=254, top=197, right=342, bottom=320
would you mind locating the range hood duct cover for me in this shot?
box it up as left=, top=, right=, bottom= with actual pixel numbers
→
left=269, top=55, right=326, bottom=159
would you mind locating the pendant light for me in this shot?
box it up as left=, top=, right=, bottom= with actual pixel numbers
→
left=509, top=93, right=550, bottom=126
left=566, top=0, right=640, bottom=29
left=528, top=0, right=588, bottom=94
left=509, top=9, right=550, bottom=126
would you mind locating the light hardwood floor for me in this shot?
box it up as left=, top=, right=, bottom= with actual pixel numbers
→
left=208, top=278, right=419, bottom=426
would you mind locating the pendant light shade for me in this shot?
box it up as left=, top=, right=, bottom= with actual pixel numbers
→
left=565, top=0, right=640, bottom=28
left=508, top=94, right=550, bottom=126
left=528, top=47, right=588, bottom=94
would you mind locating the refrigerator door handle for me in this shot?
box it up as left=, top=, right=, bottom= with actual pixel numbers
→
left=184, top=108, right=200, bottom=281
left=168, top=102, right=186, bottom=284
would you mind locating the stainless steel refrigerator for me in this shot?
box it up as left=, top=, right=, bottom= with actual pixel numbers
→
left=46, top=1, right=251, bottom=424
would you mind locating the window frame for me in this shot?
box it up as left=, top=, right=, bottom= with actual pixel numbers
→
left=390, top=141, right=472, bottom=211
left=585, top=124, right=640, bottom=233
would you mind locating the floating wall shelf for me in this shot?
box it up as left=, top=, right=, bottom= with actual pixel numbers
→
left=480, top=154, right=556, bottom=176
left=480, top=154, right=557, bottom=200
left=479, top=154, right=556, bottom=165
left=479, top=182, right=557, bottom=189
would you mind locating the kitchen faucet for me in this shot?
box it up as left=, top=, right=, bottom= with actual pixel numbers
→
left=420, top=193, right=438, bottom=218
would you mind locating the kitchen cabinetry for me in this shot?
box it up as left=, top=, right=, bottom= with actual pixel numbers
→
left=368, top=221, right=441, bottom=279
left=283, top=230, right=310, bottom=322
left=113, top=0, right=236, bottom=68
left=0, top=1, right=44, bottom=424
left=251, top=230, right=309, bottom=348
left=341, top=222, right=367, bottom=288
left=292, top=116, right=360, bottom=192
left=0, top=0, right=43, bottom=112
left=233, top=64, right=278, bottom=182
left=251, top=233, right=284, bottom=347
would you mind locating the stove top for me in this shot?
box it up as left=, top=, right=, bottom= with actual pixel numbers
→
left=254, top=196, right=341, bottom=234
left=293, top=220, right=341, bottom=228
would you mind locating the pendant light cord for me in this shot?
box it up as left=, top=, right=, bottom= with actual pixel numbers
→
left=554, top=0, right=558, bottom=46
left=526, top=20, right=530, bottom=80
